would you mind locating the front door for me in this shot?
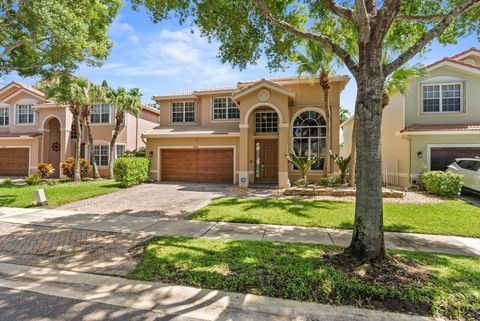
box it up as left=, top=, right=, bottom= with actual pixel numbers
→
left=255, top=139, right=278, bottom=183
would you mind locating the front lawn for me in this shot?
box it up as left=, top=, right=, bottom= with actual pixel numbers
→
left=188, top=198, right=480, bottom=238
left=129, top=237, right=480, bottom=320
left=0, top=179, right=122, bottom=208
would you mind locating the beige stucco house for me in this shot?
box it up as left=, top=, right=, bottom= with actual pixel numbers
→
left=341, top=48, right=480, bottom=187
left=0, top=81, right=159, bottom=177
left=144, top=76, right=349, bottom=188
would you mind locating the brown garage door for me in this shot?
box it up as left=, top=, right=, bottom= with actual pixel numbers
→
left=162, top=149, right=233, bottom=183
left=431, top=147, right=480, bottom=171
left=0, top=148, right=29, bottom=176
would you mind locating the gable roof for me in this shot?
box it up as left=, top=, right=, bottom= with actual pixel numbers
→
left=232, top=78, right=296, bottom=101
left=0, top=81, right=46, bottom=102
left=427, top=48, right=480, bottom=74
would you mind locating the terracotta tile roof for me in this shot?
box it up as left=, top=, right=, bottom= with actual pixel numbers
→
left=142, top=125, right=240, bottom=137
left=0, top=132, right=42, bottom=138
left=449, top=47, right=480, bottom=59
left=401, top=123, right=480, bottom=133
left=238, top=75, right=349, bottom=84
left=427, top=48, right=480, bottom=71
left=10, top=81, right=45, bottom=98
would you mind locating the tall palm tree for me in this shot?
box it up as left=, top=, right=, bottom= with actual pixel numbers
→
left=77, top=79, right=105, bottom=179
left=40, top=75, right=85, bottom=182
left=339, top=107, right=350, bottom=124
left=106, top=87, right=142, bottom=178
left=295, top=41, right=340, bottom=177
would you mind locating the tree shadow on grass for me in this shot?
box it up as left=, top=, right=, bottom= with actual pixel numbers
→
left=0, top=194, right=17, bottom=206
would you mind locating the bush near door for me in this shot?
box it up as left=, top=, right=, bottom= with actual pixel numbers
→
left=421, top=171, right=462, bottom=198
left=113, top=157, right=150, bottom=187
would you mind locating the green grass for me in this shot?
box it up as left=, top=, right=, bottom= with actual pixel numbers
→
left=129, top=237, right=480, bottom=320
left=0, top=179, right=122, bottom=207
left=188, top=198, right=480, bottom=238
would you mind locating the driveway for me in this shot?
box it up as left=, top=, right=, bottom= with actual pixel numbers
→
left=57, top=182, right=228, bottom=219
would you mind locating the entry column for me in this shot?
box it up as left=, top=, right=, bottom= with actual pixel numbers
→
left=238, top=124, right=250, bottom=188
left=278, top=123, right=289, bottom=188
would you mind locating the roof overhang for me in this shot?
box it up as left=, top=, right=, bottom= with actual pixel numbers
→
left=232, top=79, right=296, bottom=101
left=340, top=115, right=354, bottom=128
left=401, top=130, right=480, bottom=136
left=427, top=59, right=480, bottom=76
left=142, top=132, right=240, bottom=139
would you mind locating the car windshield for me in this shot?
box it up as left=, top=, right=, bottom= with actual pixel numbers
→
left=457, top=159, right=480, bottom=171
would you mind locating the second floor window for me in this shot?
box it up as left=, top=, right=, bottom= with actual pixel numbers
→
left=255, top=112, right=278, bottom=133
left=423, top=83, right=462, bottom=113
left=0, top=107, right=8, bottom=126
left=91, top=104, right=111, bottom=123
left=17, top=104, right=34, bottom=124
left=171, top=101, right=195, bottom=123
left=212, top=97, right=240, bottom=120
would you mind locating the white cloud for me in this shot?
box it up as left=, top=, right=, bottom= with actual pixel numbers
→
left=128, top=35, right=139, bottom=44
left=109, top=16, right=135, bottom=36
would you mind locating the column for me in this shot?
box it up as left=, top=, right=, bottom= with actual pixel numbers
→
left=278, top=123, right=289, bottom=188
left=238, top=124, right=249, bottom=188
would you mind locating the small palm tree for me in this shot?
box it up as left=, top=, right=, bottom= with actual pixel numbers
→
left=295, top=41, right=341, bottom=177
left=287, top=152, right=320, bottom=181
left=333, top=154, right=352, bottom=184
left=339, top=107, right=350, bottom=124
left=106, top=87, right=142, bottom=178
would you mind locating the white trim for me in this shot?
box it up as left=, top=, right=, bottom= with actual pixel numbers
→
left=278, top=123, right=289, bottom=128
left=143, top=133, right=240, bottom=138
left=452, top=50, right=480, bottom=61
left=402, top=130, right=480, bottom=136
left=232, top=80, right=295, bottom=101
left=90, top=103, right=112, bottom=125
left=210, top=96, right=240, bottom=121
left=0, top=145, right=32, bottom=175
left=169, top=100, right=198, bottom=125
left=156, top=145, right=236, bottom=184
left=419, top=82, right=464, bottom=115
left=243, top=102, right=284, bottom=125
left=239, top=124, right=249, bottom=129
left=16, top=102, right=37, bottom=125
left=428, top=60, right=480, bottom=75
left=0, top=88, right=44, bottom=103
left=0, top=82, right=21, bottom=96
left=114, top=143, right=127, bottom=159
left=426, top=143, right=480, bottom=171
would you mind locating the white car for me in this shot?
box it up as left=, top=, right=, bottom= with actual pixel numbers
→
left=447, top=158, right=480, bottom=192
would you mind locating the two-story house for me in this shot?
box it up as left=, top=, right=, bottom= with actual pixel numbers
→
left=143, top=76, right=350, bottom=188
left=341, top=48, right=480, bottom=187
left=0, top=81, right=159, bottom=177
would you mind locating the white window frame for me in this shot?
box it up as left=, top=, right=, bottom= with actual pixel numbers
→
left=0, top=107, right=9, bottom=126
left=170, top=101, right=196, bottom=124
left=255, top=111, right=278, bottom=133
left=115, top=144, right=126, bottom=159
left=17, top=104, right=35, bottom=124
left=211, top=97, right=240, bottom=120
left=91, top=103, right=112, bottom=124
left=93, top=145, right=110, bottom=167
left=421, top=82, right=464, bottom=114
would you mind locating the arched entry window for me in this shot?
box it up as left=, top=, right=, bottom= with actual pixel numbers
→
left=292, top=110, right=327, bottom=170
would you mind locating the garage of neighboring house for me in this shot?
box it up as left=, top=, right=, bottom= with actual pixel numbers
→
left=430, top=146, right=480, bottom=170
left=0, top=147, right=29, bottom=176
left=161, top=148, right=234, bottom=183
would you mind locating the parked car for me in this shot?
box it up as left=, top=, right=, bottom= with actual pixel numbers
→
left=447, top=158, right=480, bottom=192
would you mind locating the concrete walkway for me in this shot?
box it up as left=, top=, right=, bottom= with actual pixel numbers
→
left=1, top=207, right=479, bottom=256
left=0, top=262, right=435, bottom=321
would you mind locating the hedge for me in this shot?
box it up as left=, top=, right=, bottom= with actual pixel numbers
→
left=113, top=157, right=150, bottom=187
left=421, top=171, right=462, bottom=198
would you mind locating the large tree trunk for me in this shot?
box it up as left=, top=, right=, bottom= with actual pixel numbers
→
left=345, top=54, right=386, bottom=263
left=349, top=120, right=356, bottom=187
left=108, top=114, right=123, bottom=179
left=84, top=111, right=100, bottom=179
left=71, top=107, right=82, bottom=182
left=320, top=74, right=331, bottom=177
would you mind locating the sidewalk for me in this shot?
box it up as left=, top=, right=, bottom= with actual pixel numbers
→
left=0, top=262, right=435, bottom=321
left=0, top=206, right=479, bottom=256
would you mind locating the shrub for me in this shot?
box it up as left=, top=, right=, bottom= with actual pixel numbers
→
left=26, top=175, right=41, bottom=186
left=287, top=152, right=319, bottom=181
left=61, top=157, right=91, bottom=180
left=124, top=147, right=147, bottom=158
left=114, top=157, right=150, bottom=187
left=37, top=163, right=55, bottom=179
left=293, top=178, right=314, bottom=187
left=320, top=176, right=338, bottom=187
left=421, top=171, right=462, bottom=198
left=2, top=178, right=12, bottom=185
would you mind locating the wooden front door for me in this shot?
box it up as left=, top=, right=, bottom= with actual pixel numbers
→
left=255, top=139, right=278, bottom=183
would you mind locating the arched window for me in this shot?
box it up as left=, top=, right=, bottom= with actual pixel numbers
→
left=292, top=110, right=327, bottom=170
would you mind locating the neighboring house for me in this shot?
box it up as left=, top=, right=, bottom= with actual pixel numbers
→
left=341, top=48, right=480, bottom=187
left=0, top=81, right=159, bottom=177
left=143, top=76, right=350, bottom=188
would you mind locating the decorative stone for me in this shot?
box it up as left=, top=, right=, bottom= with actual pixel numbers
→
left=257, top=88, right=271, bottom=101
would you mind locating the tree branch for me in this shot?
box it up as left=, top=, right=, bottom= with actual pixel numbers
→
left=253, top=0, right=359, bottom=76
left=396, top=13, right=446, bottom=21
left=323, top=0, right=354, bottom=22
left=375, top=0, right=402, bottom=40
left=0, top=39, right=26, bottom=58
left=386, top=0, right=480, bottom=75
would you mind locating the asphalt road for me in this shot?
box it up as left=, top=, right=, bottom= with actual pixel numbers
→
left=0, top=287, right=201, bottom=321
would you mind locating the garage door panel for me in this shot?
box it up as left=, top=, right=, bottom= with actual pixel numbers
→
left=431, top=147, right=480, bottom=171
left=0, top=148, right=29, bottom=176
left=162, top=149, right=233, bottom=183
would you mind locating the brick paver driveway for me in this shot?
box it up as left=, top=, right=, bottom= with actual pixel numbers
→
left=57, top=182, right=228, bottom=219
left=0, top=222, right=148, bottom=276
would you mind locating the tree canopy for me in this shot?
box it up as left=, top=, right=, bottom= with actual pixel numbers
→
left=0, top=0, right=122, bottom=77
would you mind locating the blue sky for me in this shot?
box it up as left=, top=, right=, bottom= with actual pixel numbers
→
left=1, top=4, right=479, bottom=114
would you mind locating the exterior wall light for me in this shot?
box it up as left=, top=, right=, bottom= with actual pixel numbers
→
left=417, top=151, right=423, bottom=158
left=149, top=151, right=154, bottom=158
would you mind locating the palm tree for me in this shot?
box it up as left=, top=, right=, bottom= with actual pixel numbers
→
left=40, top=75, right=85, bottom=182
left=295, top=41, right=340, bottom=177
left=106, top=87, right=142, bottom=178
left=287, top=152, right=320, bottom=181
left=339, top=107, right=350, bottom=124
left=77, top=79, right=105, bottom=179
